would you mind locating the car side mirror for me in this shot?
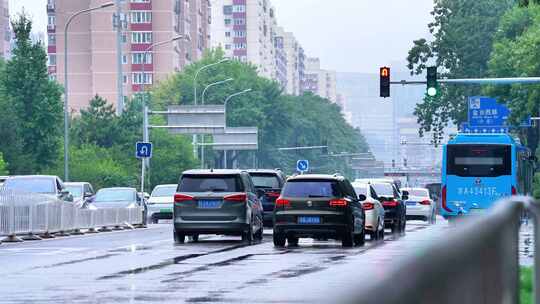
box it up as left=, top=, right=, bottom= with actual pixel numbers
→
left=402, top=195, right=409, bottom=201
left=59, top=189, right=70, bottom=196
left=84, top=192, right=93, bottom=198
left=402, top=190, right=409, bottom=196
left=358, top=194, right=367, bottom=201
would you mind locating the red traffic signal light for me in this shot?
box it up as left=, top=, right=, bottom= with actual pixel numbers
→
left=380, top=67, right=390, bottom=98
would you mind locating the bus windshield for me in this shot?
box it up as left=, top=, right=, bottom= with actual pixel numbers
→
left=447, top=144, right=511, bottom=177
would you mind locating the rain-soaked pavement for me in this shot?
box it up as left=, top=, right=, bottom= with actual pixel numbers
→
left=0, top=218, right=503, bottom=303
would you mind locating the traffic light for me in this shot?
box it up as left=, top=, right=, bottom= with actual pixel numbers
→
left=426, top=66, right=438, bottom=97
left=380, top=67, right=390, bottom=98
left=392, top=159, right=396, bottom=168
left=403, top=158, right=408, bottom=167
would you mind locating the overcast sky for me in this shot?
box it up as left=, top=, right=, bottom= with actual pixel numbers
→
left=9, top=0, right=434, bottom=73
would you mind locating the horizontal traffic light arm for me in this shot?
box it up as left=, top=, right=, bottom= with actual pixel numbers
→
left=390, top=77, right=540, bottom=86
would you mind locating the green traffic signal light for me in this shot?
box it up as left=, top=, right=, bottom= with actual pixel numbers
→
left=426, top=66, right=438, bottom=96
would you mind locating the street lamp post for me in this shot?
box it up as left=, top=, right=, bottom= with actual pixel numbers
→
left=139, top=35, right=184, bottom=193
left=63, top=2, right=115, bottom=182
left=199, top=78, right=234, bottom=169
left=222, top=88, right=252, bottom=169
left=192, top=58, right=230, bottom=161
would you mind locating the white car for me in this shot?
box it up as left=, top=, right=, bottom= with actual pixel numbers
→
left=147, top=184, right=177, bottom=224
left=352, top=182, right=385, bottom=240
left=401, top=187, right=436, bottom=224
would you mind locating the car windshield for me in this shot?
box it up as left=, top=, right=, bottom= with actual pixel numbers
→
left=94, top=189, right=135, bottom=202
left=372, top=183, right=394, bottom=197
left=179, top=175, right=244, bottom=192
left=282, top=180, right=341, bottom=198
left=353, top=186, right=367, bottom=196
left=3, top=178, right=56, bottom=194
left=151, top=185, right=177, bottom=197
left=250, top=173, right=280, bottom=189
left=65, top=185, right=83, bottom=198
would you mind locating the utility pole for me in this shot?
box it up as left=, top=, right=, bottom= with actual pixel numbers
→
left=114, top=0, right=124, bottom=115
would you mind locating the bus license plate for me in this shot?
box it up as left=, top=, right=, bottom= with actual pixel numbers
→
left=198, top=200, right=221, bottom=209
left=298, top=216, right=321, bottom=224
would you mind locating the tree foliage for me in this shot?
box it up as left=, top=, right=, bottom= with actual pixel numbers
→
left=0, top=153, right=8, bottom=175
left=0, top=14, right=63, bottom=174
left=407, top=0, right=514, bottom=142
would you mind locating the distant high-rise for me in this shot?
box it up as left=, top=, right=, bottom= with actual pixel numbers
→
left=304, top=57, right=337, bottom=103
left=281, top=30, right=304, bottom=96
left=47, top=0, right=211, bottom=112
left=0, top=0, right=10, bottom=59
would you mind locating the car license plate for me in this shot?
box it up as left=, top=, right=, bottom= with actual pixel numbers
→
left=198, top=200, right=221, bottom=209
left=468, top=208, right=485, bottom=215
left=406, top=201, right=417, bottom=206
left=160, top=208, right=173, bottom=213
left=298, top=216, right=321, bottom=224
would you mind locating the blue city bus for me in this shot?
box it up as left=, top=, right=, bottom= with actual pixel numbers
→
left=441, top=133, right=534, bottom=219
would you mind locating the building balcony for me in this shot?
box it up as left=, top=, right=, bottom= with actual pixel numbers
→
left=48, top=45, right=56, bottom=54
left=232, top=12, right=246, bottom=19
left=131, top=63, right=154, bottom=72
left=233, top=0, right=246, bottom=4
left=131, top=43, right=152, bottom=52
left=130, top=2, right=152, bottom=11
left=131, top=23, right=152, bottom=31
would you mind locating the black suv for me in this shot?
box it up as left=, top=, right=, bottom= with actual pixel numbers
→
left=247, top=169, right=286, bottom=226
left=273, top=174, right=365, bottom=248
left=174, top=170, right=264, bottom=244
left=370, top=181, right=408, bottom=234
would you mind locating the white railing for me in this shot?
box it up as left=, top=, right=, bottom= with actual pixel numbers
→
left=0, top=189, right=143, bottom=242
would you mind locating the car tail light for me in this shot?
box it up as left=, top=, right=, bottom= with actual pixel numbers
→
left=329, top=199, right=348, bottom=207
left=382, top=200, right=398, bottom=207
left=224, top=193, right=247, bottom=202
left=441, top=186, right=452, bottom=212
left=275, top=197, right=290, bottom=207
left=266, top=192, right=280, bottom=198
left=363, top=202, right=374, bottom=210
left=174, top=193, right=193, bottom=204
left=420, top=200, right=431, bottom=206
left=512, top=186, right=517, bottom=196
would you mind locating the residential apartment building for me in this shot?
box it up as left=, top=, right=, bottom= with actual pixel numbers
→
left=0, top=0, right=9, bottom=59
left=304, top=57, right=337, bottom=103
left=211, top=0, right=292, bottom=86
left=281, top=30, right=304, bottom=96
left=47, top=0, right=211, bottom=112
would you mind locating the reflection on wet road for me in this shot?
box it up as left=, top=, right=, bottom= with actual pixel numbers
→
left=0, top=220, right=450, bottom=303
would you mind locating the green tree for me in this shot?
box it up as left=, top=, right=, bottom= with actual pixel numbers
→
left=407, top=0, right=514, bottom=142
left=72, top=95, right=119, bottom=148
left=0, top=14, right=63, bottom=173
left=0, top=152, right=8, bottom=175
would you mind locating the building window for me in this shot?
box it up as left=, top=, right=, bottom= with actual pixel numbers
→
left=48, top=34, right=56, bottom=46
left=47, top=15, right=55, bottom=30
left=132, top=32, right=152, bottom=44
left=132, top=52, right=152, bottom=64
left=123, top=75, right=128, bottom=84
left=233, top=5, right=245, bottom=13
left=122, top=55, right=128, bottom=64
left=130, top=11, right=152, bottom=23
left=234, top=43, right=246, bottom=49
left=234, top=31, right=245, bottom=37
left=225, top=31, right=231, bottom=37
left=48, top=54, right=56, bottom=66
left=121, top=33, right=127, bottom=43
left=223, top=5, right=233, bottom=15
left=132, top=72, right=153, bottom=84
left=224, top=18, right=231, bottom=26
left=225, top=44, right=231, bottom=50
left=234, top=18, right=245, bottom=25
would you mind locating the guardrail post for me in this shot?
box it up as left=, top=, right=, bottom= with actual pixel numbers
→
left=55, top=203, right=70, bottom=237
left=40, top=202, right=54, bottom=239
left=71, top=207, right=84, bottom=235
left=22, top=203, right=41, bottom=241
left=1, top=197, right=23, bottom=243
left=112, top=208, right=123, bottom=230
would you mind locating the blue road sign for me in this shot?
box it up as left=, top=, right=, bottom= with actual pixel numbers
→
left=136, top=142, right=153, bottom=159
left=297, top=160, right=309, bottom=172
left=460, top=123, right=509, bottom=134
left=468, top=97, right=510, bottom=127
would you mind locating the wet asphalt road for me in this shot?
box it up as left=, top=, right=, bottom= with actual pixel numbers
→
left=0, top=220, right=449, bottom=303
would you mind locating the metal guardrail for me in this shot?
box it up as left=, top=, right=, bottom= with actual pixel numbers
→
left=337, top=196, right=538, bottom=304
left=0, top=189, right=144, bottom=243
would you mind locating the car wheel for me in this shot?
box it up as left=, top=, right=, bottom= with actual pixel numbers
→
left=174, top=229, right=185, bottom=244
left=191, top=234, right=199, bottom=242
left=378, top=225, right=385, bottom=240
left=273, top=232, right=286, bottom=247
left=354, top=228, right=365, bottom=247
left=287, top=236, right=299, bottom=247
left=342, top=228, right=354, bottom=248
left=151, top=217, right=159, bottom=224
left=242, top=221, right=254, bottom=245
left=400, top=216, right=406, bottom=235
left=391, top=220, right=400, bottom=235
left=255, top=224, right=264, bottom=241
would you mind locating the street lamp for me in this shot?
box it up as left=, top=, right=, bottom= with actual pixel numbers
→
left=191, top=58, right=230, bottom=162
left=139, top=35, right=185, bottom=193
left=63, top=2, right=115, bottom=182
left=199, top=78, right=234, bottom=169
left=222, top=88, right=252, bottom=169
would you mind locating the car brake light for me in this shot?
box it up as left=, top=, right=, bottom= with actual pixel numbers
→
left=266, top=192, right=280, bottom=198
left=224, top=193, right=247, bottom=202
left=441, top=186, right=452, bottom=212
left=329, top=199, right=348, bottom=207
left=420, top=200, right=431, bottom=206
left=363, top=202, right=374, bottom=210
left=275, top=197, right=290, bottom=207
left=382, top=200, right=398, bottom=207
left=174, top=193, right=193, bottom=203
left=512, top=186, right=517, bottom=196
